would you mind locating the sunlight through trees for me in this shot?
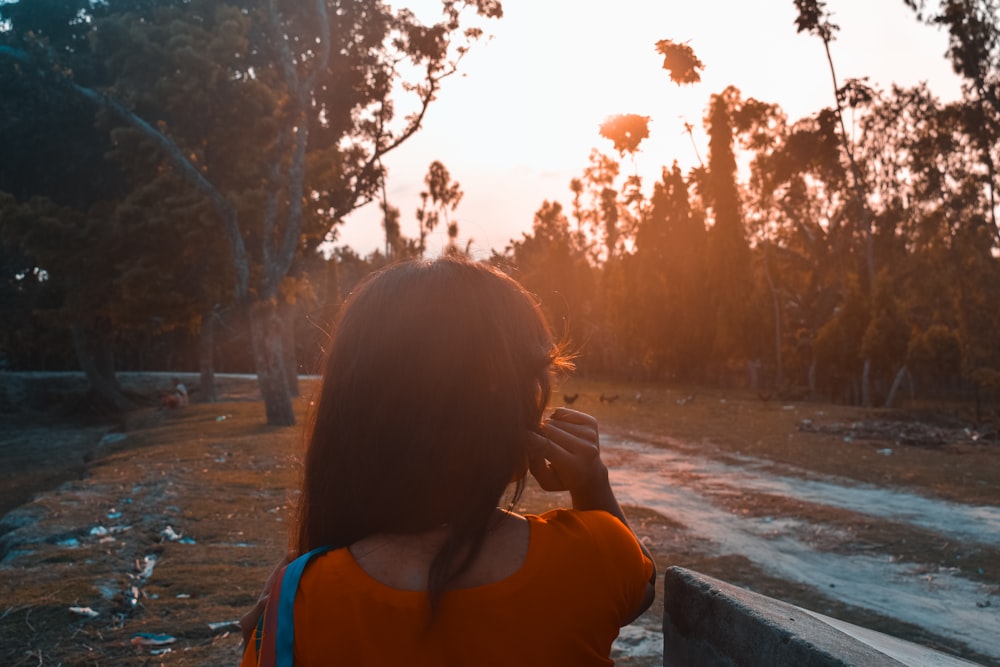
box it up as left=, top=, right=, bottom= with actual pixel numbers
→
left=1, top=0, right=998, bottom=418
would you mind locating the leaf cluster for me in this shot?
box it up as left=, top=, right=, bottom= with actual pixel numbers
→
left=599, top=114, right=651, bottom=157
left=654, top=39, right=703, bottom=85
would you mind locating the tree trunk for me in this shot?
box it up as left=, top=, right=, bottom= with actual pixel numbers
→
left=885, top=364, right=909, bottom=408
left=767, top=274, right=783, bottom=387
left=70, top=323, right=134, bottom=413
left=198, top=307, right=218, bottom=403
left=747, top=359, right=760, bottom=390
left=248, top=299, right=295, bottom=426
left=974, top=382, right=983, bottom=424
left=861, top=358, right=872, bottom=408
left=279, top=297, right=300, bottom=398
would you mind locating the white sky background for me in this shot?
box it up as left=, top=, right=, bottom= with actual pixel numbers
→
left=335, top=1, right=965, bottom=259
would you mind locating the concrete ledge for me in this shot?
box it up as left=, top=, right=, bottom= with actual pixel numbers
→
left=662, top=566, right=981, bottom=667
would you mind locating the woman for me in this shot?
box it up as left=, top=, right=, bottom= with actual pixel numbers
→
left=241, top=257, right=655, bottom=666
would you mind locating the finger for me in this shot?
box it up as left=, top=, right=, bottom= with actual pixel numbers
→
left=528, top=455, right=564, bottom=491
left=527, top=431, right=564, bottom=465
left=544, top=418, right=597, bottom=443
left=548, top=408, right=599, bottom=430
left=541, top=422, right=600, bottom=458
left=536, top=427, right=599, bottom=469
left=526, top=432, right=567, bottom=491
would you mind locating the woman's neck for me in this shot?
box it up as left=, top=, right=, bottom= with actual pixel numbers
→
left=348, top=509, right=529, bottom=591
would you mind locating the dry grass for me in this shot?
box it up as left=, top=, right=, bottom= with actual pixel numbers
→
left=1, top=398, right=305, bottom=666
left=0, top=376, right=997, bottom=665
left=556, top=377, right=1000, bottom=665
left=556, top=377, right=1000, bottom=505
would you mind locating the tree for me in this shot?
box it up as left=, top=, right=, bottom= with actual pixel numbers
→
left=703, top=87, right=755, bottom=371
left=0, top=8, right=144, bottom=408
left=599, top=113, right=652, bottom=258
left=599, top=114, right=651, bottom=157
left=654, top=39, right=704, bottom=85
left=794, top=0, right=883, bottom=404
left=497, top=200, right=594, bottom=364
left=861, top=270, right=912, bottom=405
left=415, top=160, right=465, bottom=256
left=575, top=149, right=622, bottom=261
left=904, top=0, right=1000, bottom=247
left=907, top=324, right=962, bottom=396
left=1, top=0, right=503, bottom=424
left=0, top=195, right=75, bottom=372
left=630, top=163, right=710, bottom=380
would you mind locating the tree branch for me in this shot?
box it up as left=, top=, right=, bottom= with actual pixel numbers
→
left=261, top=0, right=333, bottom=298
left=263, top=0, right=301, bottom=97
left=0, top=45, right=251, bottom=302
left=820, top=38, right=875, bottom=291
left=303, top=0, right=331, bottom=93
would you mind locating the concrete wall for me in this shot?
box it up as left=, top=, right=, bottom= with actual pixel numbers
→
left=662, top=566, right=981, bottom=667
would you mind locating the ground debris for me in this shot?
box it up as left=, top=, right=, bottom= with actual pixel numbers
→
left=130, top=632, right=176, bottom=646
left=68, top=606, right=99, bottom=618
left=3, top=377, right=997, bottom=667
left=798, top=417, right=996, bottom=447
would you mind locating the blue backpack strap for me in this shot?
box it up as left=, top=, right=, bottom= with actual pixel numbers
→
left=254, top=611, right=265, bottom=660
left=275, top=546, right=335, bottom=667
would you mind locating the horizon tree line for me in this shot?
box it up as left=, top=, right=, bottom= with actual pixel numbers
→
left=1, top=0, right=998, bottom=422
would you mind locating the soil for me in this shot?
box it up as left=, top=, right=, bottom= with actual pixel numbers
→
left=0, top=374, right=997, bottom=666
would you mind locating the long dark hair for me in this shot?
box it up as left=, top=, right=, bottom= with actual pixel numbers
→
left=296, top=257, right=570, bottom=608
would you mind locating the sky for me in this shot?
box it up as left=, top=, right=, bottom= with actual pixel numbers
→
left=335, top=1, right=965, bottom=259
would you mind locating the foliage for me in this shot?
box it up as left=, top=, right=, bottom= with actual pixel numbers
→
left=0, top=0, right=503, bottom=423
left=908, top=324, right=962, bottom=386
left=497, top=200, right=595, bottom=362
left=2, top=1, right=1000, bottom=414
left=792, top=0, right=839, bottom=41
left=654, top=39, right=704, bottom=85
left=703, top=88, right=754, bottom=366
left=599, top=114, right=651, bottom=157
left=416, top=160, right=465, bottom=255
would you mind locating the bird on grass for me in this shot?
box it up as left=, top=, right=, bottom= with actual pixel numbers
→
left=563, top=393, right=579, bottom=405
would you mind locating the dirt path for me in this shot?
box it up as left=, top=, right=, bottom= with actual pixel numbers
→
left=1, top=374, right=997, bottom=665
left=604, top=430, right=1000, bottom=665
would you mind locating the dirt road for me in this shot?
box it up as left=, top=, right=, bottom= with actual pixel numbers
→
left=604, top=430, right=1000, bottom=665
left=1, top=374, right=997, bottom=665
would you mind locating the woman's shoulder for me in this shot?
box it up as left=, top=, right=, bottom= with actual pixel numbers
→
left=526, top=508, right=643, bottom=557
left=521, top=508, right=652, bottom=611
left=528, top=507, right=632, bottom=534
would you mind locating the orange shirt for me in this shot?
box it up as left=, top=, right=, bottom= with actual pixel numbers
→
left=241, top=509, right=653, bottom=666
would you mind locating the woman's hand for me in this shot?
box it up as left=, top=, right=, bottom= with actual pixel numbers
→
left=527, top=408, right=608, bottom=497
left=240, top=550, right=294, bottom=645
left=529, top=407, right=657, bottom=624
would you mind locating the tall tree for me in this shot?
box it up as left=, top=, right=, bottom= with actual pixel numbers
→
left=415, top=160, right=464, bottom=256
left=0, top=16, right=138, bottom=409
left=576, top=149, right=622, bottom=261
left=0, top=0, right=503, bottom=424
left=703, top=87, right=755, bottom=371
left=498, top=200, right=594, bottom=365
left=794, top=1, right=878, bottom=284
left=630, top=163, right=709, bottom=380
left=794, top=0, right=881, bottom=404
left=904, top=0, right=1000, bottom=247
left=600, top=113, right=652, bottom=255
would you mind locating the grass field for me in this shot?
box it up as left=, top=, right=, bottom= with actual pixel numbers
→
left=0, top=375, right=996, bottom=665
